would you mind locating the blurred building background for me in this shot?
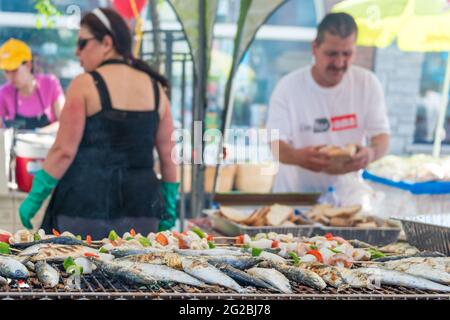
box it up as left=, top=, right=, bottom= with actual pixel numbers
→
left=0, top=0, right=448, bottom=155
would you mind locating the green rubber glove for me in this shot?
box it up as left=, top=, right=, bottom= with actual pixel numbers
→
left=158, top=181, right=179, bottom=231
left=19, top=169, right=58, bottom=230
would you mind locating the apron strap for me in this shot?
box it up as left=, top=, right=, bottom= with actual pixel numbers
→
left=89, top=71, right=113, bottom=111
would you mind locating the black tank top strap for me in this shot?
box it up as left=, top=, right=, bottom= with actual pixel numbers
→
left=99, top=59, right=129, bottom=67
left=89, top=71, right=113, bottom=111
left=93, top=58, right=161, bottom=112
left=101, top=58, right=161, bottom=111
left=151, top=78, right=160, bottom=111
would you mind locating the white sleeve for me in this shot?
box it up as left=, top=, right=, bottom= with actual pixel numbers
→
left=266, top=80, right=292, bottom=143
left=364, top=74, right=390, bottom=138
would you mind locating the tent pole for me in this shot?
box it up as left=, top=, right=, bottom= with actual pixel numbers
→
left=211, top=78, right=236, bottom=200
left=433, top=53, right=450, bottom=157
left=191, top=0, right=207, bottom=217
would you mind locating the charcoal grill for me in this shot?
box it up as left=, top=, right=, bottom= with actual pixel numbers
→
left=1, top=268, right=449, bottom=300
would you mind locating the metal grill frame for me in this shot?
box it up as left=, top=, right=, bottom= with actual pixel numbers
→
left=2, top=292, right=450, bottom=300
left=395, top=216, right=450, bottom=255
left=2, top=270, right=450, bottom=300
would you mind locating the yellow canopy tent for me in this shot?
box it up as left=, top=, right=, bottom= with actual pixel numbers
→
left=332, top=0, right=450, bottom=156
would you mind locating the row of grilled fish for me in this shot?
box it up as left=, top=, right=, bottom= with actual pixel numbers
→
left=95, top=248, right=450, bottom=293
left=94, top=254, right=290, bottom=293
left=2, top=244, right=450, bottom=293
left=0, top=243, right=109, bottom=289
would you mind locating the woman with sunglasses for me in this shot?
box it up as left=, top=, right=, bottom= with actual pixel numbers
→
left=18, top=8, right=178, bottom=238
left=0, top=38, right=64, bottom=131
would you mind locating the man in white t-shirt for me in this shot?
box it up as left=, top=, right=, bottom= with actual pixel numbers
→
left=266, top=13, right=390, bottom=193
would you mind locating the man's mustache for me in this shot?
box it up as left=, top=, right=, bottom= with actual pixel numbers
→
left=327, top=66, right=347, bottom=72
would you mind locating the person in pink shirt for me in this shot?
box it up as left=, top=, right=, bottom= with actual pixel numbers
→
left=0, top=38, right=64, bottom=131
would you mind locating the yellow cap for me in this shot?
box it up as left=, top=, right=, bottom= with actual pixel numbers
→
left=0, top=38, right=32, bottom=71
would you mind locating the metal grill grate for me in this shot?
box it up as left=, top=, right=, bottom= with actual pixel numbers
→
left=1, top=267, right=450, bottom=300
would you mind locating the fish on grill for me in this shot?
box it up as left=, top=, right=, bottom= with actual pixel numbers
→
left=336, top=267, right=370, bottom=288
left=118, top=252, right=262, bottom=272
left=215, top=264, right=279, bottom=291
left=378, top=243, right=419, bottom=255
left=175, top=248, right=245, bottom=256
left=378, top=258, right=450, bottom=284
left=30, top=245, right=99, bottom=262
left=180, top=257, right=247, bottom=293
left=117, top=252, right=168, bottom=263
left=18, top=244, right=48, bottom=257
left=109, top=247, right=168, bottom=258
left=300, top=263, right=347, bottom=289
left=65, top=274, right=81, bottom=291
left=354, top=267, right=450, bottom=292
left=246, top=267, right=292, bottom=294
left=11, top=236, right=87, bottom=250
left=205, top=255, right=263, bottom=270
left=259, top=251, right=287, bottom=264
left=121, top=261, right=207, bottom=287
left=35, top=261, right=59, bottom=288
left=0, top=255, right=29, bottom=280
left=95, top=259, right=207, bottom=287
left=258, top=261, right=327, bottom=291
left=24, top=261, right=35, bottom=272
left=378, top=256, right=450, bottom=267
left=373, top=251, right=446, bottom=263
left=118, top=252, right=183, bottom=270
left=0, top=275, right=7, bottom=287
left=336, top=266, right=450, bottom=292
left=348, top=239, right=374, bottom=248
left=93, top=259, right=158, bottom=286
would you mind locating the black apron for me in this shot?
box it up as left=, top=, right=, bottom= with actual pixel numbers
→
left=41, top=60, right=167, bottom=238
left=4, top=84, right=51, bottom=130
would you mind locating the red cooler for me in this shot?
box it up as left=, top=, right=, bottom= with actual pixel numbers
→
left=14, top=134, right=53, bottom=192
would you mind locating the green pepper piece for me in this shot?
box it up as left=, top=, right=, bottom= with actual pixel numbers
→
left=0, top=242, right=10, bottom=254
left=63, top=257, right=76, bottom=271
left=368, top=248, right=385, bottom=259
left=108, top=230, right=119, bottom=241
left=33, top=233, right=41, bottom=241
left=251, top=248, right=263, bottom=257
left=208, top=241, right=216, bottom=249
left=191, top=227, right=206, bottom=239
left=99, top=247, right=109, bottom=254
left=66, top=264, right=83, bottom=275
left=288, top=252, right=300, bottom=265
left=138, top=237, right=151, bottom=247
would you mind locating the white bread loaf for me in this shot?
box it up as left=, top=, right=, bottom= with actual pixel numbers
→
left=219, top=206, right=249, bottom=223
left=265, top=204, right=294, bottom=226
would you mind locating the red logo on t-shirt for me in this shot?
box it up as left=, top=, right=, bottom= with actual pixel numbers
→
left=331, top=114, right=358, bottom=131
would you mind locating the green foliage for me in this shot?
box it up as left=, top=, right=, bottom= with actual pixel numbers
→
left=34, top=0, right=61, bottom=29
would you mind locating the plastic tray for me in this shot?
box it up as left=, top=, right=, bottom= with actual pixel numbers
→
left=394, top=215, right=450, bottom=255
left=363, top=170, right=450, bottom=195
left=210, top=213, right=316, bottom=237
